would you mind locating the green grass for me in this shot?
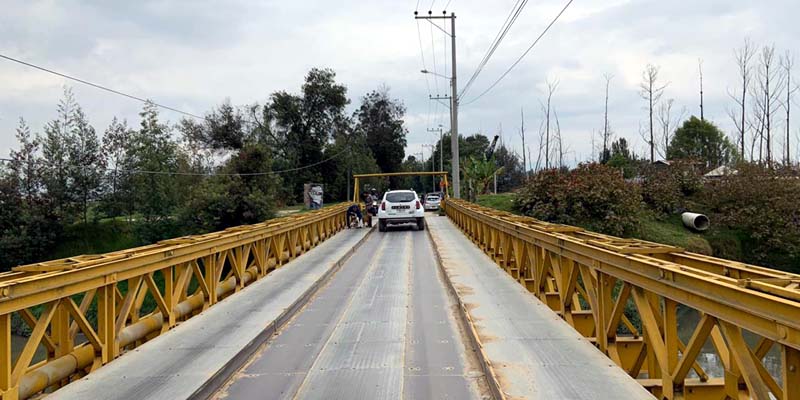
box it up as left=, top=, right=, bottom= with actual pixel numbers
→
left=637, top=214, right=745, bottom=259
left=475, top=193, right=749, bottom=262
left=638, top=215, right=707, bottom=249
left=476, top=193, right=518, bottom=213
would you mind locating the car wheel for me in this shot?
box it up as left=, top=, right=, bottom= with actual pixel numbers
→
left=379, top=220, right=386, bottom=232
left=416, top=218, right=425, bottom=231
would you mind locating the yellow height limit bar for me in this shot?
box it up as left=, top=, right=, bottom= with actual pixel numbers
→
left=444, top=198, right=800, bottom=400
left=0, top=204, right=351, bottom=400
left=352, top=171, right=450, bottom=203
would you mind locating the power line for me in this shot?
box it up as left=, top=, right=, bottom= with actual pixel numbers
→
left=459, top=0, right=528, bottom=99
left=0, top=53, right=206, bottom=121
left=0, top=147, right=350, bottom=176
left=0, top=55, right=350, bottom=176
left=429, top=21, right=440, bottom=95
left=416, top=20, right=432, bottom=96
left=462, top=0, right=574, bottom=106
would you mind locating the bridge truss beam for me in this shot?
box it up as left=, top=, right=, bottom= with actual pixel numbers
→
left=444, top=198, right=800, bottom=400
left=0, top=204, right=349, bottom=400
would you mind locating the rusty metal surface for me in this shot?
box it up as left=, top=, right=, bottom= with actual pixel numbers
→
left=51, top=228, right=370, bottom=400
left=218, top=227, right=483, bottom=399
left=427, top=216, right=654, bottom=400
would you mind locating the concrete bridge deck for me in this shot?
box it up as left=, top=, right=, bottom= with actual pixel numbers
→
left=53, top=215, right=652, bottom=400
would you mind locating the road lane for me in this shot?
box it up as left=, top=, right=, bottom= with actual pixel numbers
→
left=216, top=225, right=485, bottom=400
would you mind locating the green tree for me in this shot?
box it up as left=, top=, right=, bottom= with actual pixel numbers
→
left=69, top=106, right=105, bottom=223
left=1, top=120, right=59, bottom=270
left=264, top=69, right=350, bottom=203
left=130, top=102, right=181, bottom=241
left=41, top=87, right=78, bottom=220
left=492, top=144, right=525, bottom=192
left=399, top=155, right=426, bottom=193
left=607, top=137, right=638, bottom=178
left=100, top=118, right=135, bottom=219
left=430, top=132, right=492, bottom=190
left=462, top=156, right=505, bottom=201
left=667, top=116, right=736, bottom=168
left=180, top=144, right=277, bottom=233
left=8, top=118, right=41, bottom=207
left=322, top=123, right=380, bottom=202
left=355, top=87, right=408, bottom=174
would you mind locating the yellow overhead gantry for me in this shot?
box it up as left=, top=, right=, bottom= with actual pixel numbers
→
left=352, top=171, right=450, bottom=203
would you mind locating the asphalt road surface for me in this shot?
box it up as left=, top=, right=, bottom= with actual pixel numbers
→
left=215, top=223, right=487, bottom=400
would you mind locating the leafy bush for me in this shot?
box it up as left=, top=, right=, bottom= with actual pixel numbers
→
left=514, top=164, right=642, bottom=236
left=704, top=164, right=800, bottom=268
left=639, top=161, right=702, bottom=216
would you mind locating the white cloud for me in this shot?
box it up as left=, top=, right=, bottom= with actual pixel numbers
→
left=1, top=0, right=799, bottom=165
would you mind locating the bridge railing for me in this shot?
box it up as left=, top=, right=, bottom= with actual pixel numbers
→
left=0, top=204, right=349, bottom=400
left=444, top=198, right=800, bottom=400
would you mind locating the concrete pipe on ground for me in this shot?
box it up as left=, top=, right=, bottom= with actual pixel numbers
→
left=681, top=212, right=710, bottom=232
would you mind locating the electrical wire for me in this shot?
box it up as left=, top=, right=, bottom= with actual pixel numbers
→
left=0, top=53, right=206, bottom=121
left=459, top=0, right=528, bottom=99
left=0, top=54, right=352, bottom=176
left=462, top=0, right=574, bottom=106
left=416, top=20, right=432, bottom=96
left=429, top=21, right=440, bottom=95
left=0, top=147, right=350, bottom=176
left=0, top=53, right=271, bottom=131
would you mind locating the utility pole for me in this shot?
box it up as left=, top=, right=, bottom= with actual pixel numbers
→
left=427, top=125, right=444, bottom=189
left=417, top=10, right=459, bottom=198
left=422, top=144, right=436, bottom=190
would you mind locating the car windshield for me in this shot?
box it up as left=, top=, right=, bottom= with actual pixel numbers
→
left=426, top=197, right=439, bottom=201
left=386, top=192, right=415, bottom=202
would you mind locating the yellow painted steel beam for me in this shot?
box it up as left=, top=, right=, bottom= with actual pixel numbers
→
left=352, top=171, right=449, bottom=178
left=443, top=198, right=800, bottom=400
left=0, top=204, right=350, bottom=399
left=0, top=205, right=349, bottom=314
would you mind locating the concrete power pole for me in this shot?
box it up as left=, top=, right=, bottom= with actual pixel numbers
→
left=416, top=11, right=459, bottom=198
left=427, top=126, right=444, bottom=189
left=422, top=144, right=436, bottom=190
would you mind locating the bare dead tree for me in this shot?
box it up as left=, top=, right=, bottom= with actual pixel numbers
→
left=749, top=97, right=766, bottom=162
left=699, top=59, right=705, bottom=121
left=752, top=45, right=787, bottom=166
left=519, top=108, right=527, bottom=174
left=639, top=64, right=668, bottom=163
left=602, top=73, right=614, bottom=163
left=554, top=108, right=564, bottom=168
left=535, top=119, right=545, bottom=172
left=727, top=38, right=756, bottom=160
left=781, top=51, right=797, bottom=166
left=656, top=99, right=687, bottom=159
left=542, top=79, right=559, bottom=169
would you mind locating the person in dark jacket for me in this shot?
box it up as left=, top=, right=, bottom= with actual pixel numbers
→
left=346, top=203, right=363, bottom=228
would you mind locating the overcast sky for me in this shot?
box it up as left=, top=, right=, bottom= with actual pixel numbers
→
left=1, top=0, right=799, bottom=166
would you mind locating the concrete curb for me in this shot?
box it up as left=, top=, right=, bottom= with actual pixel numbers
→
left=425, top=217, right=506, bottom=400
left=190, top=227, right=375, bottom=400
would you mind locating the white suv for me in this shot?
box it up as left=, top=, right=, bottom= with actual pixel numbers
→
left=377, top=190, right=425, bottom=232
